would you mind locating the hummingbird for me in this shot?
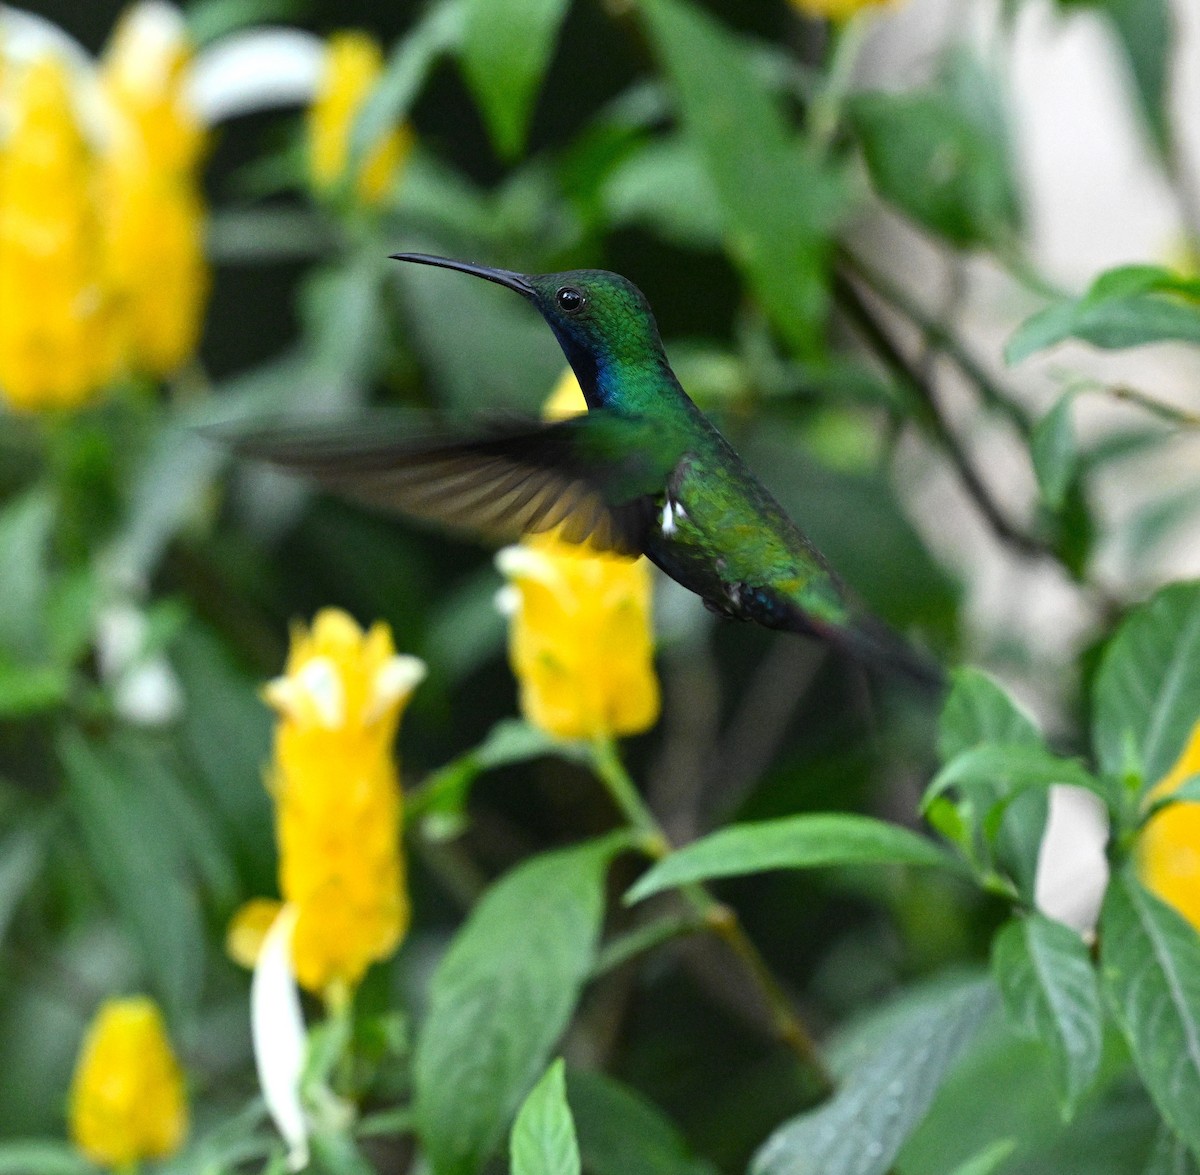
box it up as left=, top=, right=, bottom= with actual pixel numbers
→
left=227, top=253, right=941, bottom=688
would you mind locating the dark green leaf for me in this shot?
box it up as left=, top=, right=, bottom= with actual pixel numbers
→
left=1144, top=1124, right=1200, bottom=1175
left=1092, top=580, right=1200, bottom=789
left=1101, top=869, right=1200, bottom=1161
left=1007, top=266, right=1200, bottom=363
left=1089, top=0, right=1172, bottom=153
left=511, top=1060, right=580, bottom=1175
left=0, top=488, right=53, bottom=661
left=1032, top=394, right=1078, bottom=510
left=751, top=977, right=996, bottom=1175
left=349, top=0, right=464, bottom=174
left=567, top=1070, right=716, bottom=1175
left=991, top=914, right=1102, bottom=1116
left=626, top=814, right=958, bottom=905
left=58, top=730, right=205, bottom=1023
left=640, top=0, right=847, bottom=357
left=414, top=836, right=625, bottom=1175
left=938, top=668, right=1040, bottom=761
left=186, top=0, right=306, bottom=45
left=850, top=53, right=1020, bottom=249
left=460, top=0, right=571, bottom=158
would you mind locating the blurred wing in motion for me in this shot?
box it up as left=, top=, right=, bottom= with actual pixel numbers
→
left=214, top=411, right=687, bottom=556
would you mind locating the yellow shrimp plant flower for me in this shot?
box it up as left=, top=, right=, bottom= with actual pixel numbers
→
left=1139, top=721, right=1200, bottom=929
left=0, top=55, right=120, bottom=410
left=307, top=30, right=414, bottom=206
left=68, top=996, right=188, bottom=1168
left=495, top=371, right=660, bottom=742
left=228, top=608, right=425, bottom=1003
left=99, top=1, right=209, bottom=376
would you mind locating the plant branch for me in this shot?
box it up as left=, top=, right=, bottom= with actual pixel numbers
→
left=591, top=736, right=834, bottom=1093
left=832, top=271, right=1054, bottom=562
left=840, top=248, right=1035, bottom=438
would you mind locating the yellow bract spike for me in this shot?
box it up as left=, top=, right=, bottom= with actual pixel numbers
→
left=68, top=996, right=188, bottom=1168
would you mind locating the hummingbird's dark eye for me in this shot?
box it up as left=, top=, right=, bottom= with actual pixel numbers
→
left=555, top=286, right=586, bottom=314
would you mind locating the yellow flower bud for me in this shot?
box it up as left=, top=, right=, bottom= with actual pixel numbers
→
left=495, top=371, right=660, bottom=742
left=68, top=996, right=188, bottom=1168
left=232, top=609, right=425, bottom=1000
left=0, top=57, right=121, bottom=410
left=99, top=2, right=209, bottom=376
left=307, top=31, right=414, bottom=206
left=1139, top=722, right=1200, bottom=929
left=789, top=0, right=897, bottom=20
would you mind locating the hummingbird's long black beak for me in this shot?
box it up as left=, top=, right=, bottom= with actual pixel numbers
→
left=390, top=252, right=536, bottom=298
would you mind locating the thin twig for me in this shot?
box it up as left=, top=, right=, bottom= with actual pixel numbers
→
left=591, top=736, right=835, bottom=1094
left=840, top=248, right=1035, bottom=437
left=833, top=271, right=1054, bottom=562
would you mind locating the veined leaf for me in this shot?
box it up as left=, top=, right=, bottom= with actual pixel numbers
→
left=1092, top=581, right=1200, bottom=790
left=1101, top=869, right=1200, bottom=1161
left=625, top=813, right=958, bottom=904
left=511, top=1060, right=580, bottom=1175
left=751, top=977, right=996, bottom=1175
left=991, top=914, right=1102, bottom=1116
left=1007, top=265, right=1200, bottom=363
left=938, top=668, right=1040, bottom=760
left=414, top=835, right=625, bottom=1175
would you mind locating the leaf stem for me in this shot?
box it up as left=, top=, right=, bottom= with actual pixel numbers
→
left=590, top=735, right=834, bottom=1093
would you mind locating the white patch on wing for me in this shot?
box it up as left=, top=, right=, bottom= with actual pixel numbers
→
left=660, top=498, right=686, bottom=537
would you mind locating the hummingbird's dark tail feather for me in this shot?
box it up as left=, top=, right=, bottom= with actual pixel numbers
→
left=813, top=614, right=947, bottom=696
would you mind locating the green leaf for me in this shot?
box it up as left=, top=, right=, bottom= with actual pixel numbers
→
left=58, top=729, right=206, bottom=1024
left=1143, top=775, right=1200, bottom=822
left=924, top=744, right=1103, bottom=811
left=1032, top=394, right=1078, bottom=510
left=511, top=1060, right=580, bottom=1175
left=751, top=977, right=996, bottom=1175
left=1007, top=265, right=1200, bottom=362
left=0, top=1141, right=89, bottom=1175
left=1100, top=869, right=1200, bottom=1162
left=1092, top=580, right=1200, bottom=789
left=414, top=836, right=625, bottom=1175
left=850, top=67, right=1020, bottom=251
left=0, top=660, right=71, bottom=718
left=626, top=814, right=957, bottom=905
left=945, top=1140, right=1018, bottom=1175
left=349, top=0, right=464, bottom=174
left=1144, top=1124, right=1200, bottom=1175
left=640, top=0, right=847, bottom=357
left=991, top=914, right=1102, bottom=1116
left=566, top=1070, right=716, bottom=1175
left=460, top=0, right=572, bottom=158
left=938, top=668, right=1040, bottom=761
left=1085, top=0, right=1172, bottom=153
left=600, top=138, right=722, bottom=248
left=0, top=488, right=53, bottom=661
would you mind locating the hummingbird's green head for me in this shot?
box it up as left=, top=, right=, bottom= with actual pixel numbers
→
left=391, top=253, right=668, bottom=408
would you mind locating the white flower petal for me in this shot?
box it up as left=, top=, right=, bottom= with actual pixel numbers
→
left=493, top=584, right=521, bottom=617
left=1034, top=784, right=1110, bottom=936
left=105, top=1, right=187, bottom=94
left=187, top=27, right=324, bottom=123
left=251, top=905, right=309, bottom=1172
left=0, top=6, right=92, bottom=71
left=368, top=654, right=427, bottom=722
left=115, top=657, right=184, bottom=726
